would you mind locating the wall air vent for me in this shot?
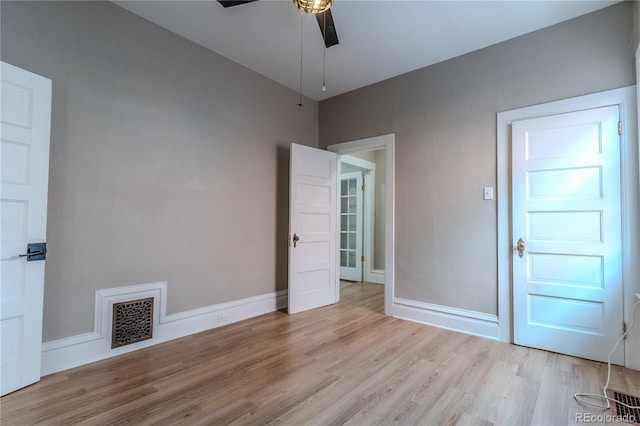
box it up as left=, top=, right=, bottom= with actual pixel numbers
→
left=111, top=297, right=154, bottom=349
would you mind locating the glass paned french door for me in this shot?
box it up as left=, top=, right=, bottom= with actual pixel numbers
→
left=339, top=171, right=363, bottom=281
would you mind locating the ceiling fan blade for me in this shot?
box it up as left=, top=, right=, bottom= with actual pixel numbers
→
left=217, top=0, right=259, bottom=8
left=316, top=9, right=339, bottom=48
left=217, top=0, right=339, bottom=48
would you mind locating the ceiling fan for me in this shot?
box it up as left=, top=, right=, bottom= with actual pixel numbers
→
left=217, top=0, right=339, bottom=48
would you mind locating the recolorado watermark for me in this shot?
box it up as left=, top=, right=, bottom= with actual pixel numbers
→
left=575, top=412, right=637, bottom=423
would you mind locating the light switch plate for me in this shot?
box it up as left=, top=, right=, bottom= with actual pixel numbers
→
left=483, top=187, right=494, bottom=200
left=636, top=292, right=640, bottom=301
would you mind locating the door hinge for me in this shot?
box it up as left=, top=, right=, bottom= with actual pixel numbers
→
left=623, top=321, right=628, bottom=336
left=361, top=184, right=365, bottom=192
left=361, top=255, right=365, bottom=263
left=618, top=121, right=622, bottom=136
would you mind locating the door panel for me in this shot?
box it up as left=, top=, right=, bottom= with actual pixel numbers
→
left=1, top=62, right=52, bottom=395
left=339, top=171, right=363, bottom=282
left=512, top=105, right=623, bottom=364
left=288, top=143, right=337, bottom=314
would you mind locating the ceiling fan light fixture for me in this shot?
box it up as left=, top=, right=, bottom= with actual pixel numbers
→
left=294, top=0, right=333, bottom=14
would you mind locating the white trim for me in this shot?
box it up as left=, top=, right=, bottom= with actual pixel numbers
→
left=328, top=134, right=395, bottom=316
left=393, top=298, right=499, bottom=340
left=41, top=286, right=288, bottom=376
left=341, top=155, right=376, bottom=172
left=367, top=269, right=385, bottom=285
left=363, top=171, right=377, bottom=283
left=95, top=282, right=165, bottom=342
left=497, top=86, right=639, bottom=370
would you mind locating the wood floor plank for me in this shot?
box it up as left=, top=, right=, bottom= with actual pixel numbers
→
left=2, top=282, right=639, bottom=425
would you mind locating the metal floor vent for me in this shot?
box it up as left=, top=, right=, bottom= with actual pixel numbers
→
left=607, top=389, right=640, bottom=425
left=112, top=297, right=153, bottom=349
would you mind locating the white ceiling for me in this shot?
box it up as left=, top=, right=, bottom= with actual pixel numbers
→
left=115, top=0, right=619, bottom=102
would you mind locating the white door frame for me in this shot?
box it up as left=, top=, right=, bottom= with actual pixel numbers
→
left=497, top=86, right=639, bottom=370
left=328, top=134, right=395, bottom=316
left=362, top=170, right=384, bottom=284
left=637, top=49, right=640, bottom=190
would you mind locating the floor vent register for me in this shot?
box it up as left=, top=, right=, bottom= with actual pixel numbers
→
left=111, top=297, right=154, bottom=349
left=607, top=389, right=640, bottom=426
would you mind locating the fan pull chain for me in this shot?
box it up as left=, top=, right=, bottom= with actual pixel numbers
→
left=297, top=12, right=304, bottom=107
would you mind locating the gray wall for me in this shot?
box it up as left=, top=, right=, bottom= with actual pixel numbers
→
left=1, top=1, right=318, bottom=341
left=319, top=3, right=635, bottom=315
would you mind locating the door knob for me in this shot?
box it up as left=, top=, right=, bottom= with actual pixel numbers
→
left=516, top=238, right=525, bottom=258
left=19, top=242, right=47, bottom=261
left=292, top=233, right=300, bottom=248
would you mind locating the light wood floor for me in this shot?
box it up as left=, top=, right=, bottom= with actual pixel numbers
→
left=340, top=280, right=384, bottom=314
left=2, top=284, right=639, bottom=425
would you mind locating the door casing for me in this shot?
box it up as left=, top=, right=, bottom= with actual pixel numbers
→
left=497, top=86, right=639, bottom=369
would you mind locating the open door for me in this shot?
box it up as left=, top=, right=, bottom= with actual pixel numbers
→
left=288, top=143, right=338, bottom=314
left=339, top=171, right=363, bottom=282
left=1, top=62, right=52, bottom=395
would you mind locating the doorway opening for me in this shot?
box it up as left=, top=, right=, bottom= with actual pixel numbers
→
left=339, top=152, right=385, bottom=284
left=328, top=134, right=395, bottom=316
left=338, top=151, right=385, bottom=313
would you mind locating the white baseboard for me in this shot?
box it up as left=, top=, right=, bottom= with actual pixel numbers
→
left=365, top=269, right=385, bottom=284
left=42, top=290, right=501, bottom=375
left=393, top=297, right=499, bottom=341
left=41, top=286, right=288, bottom=376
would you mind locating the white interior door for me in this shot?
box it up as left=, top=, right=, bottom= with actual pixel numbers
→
left=339, top=171, right=363, bottom=282
left=288, top=143, right=337, bottom=314
left=512, top=105, right=623, bottom=364
left=1, top=62, right=52, bottom=395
